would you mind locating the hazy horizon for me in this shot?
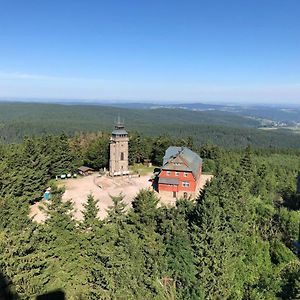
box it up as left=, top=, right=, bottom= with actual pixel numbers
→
left=1, top=97, right=300, bottom=108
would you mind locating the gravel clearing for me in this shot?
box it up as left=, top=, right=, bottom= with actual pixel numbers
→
left=30, top=172, right=213, bottom=222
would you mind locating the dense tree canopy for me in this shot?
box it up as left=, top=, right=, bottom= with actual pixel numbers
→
left=1, top=102, right=300, bottom=149
left=0, top=131, right=299, bottom=299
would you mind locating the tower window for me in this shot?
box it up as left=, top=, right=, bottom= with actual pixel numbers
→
left=120, top=152, right=124, bottom=161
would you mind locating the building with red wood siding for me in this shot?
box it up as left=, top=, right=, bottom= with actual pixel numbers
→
left=158, top=146, right=202, bottom=198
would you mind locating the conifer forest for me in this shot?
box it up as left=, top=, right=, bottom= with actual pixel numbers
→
left=0, top=125, right=299, bottom=299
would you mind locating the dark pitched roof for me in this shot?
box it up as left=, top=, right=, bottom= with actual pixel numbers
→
left=78, top=166, right=94, bottom=172
left=163, top=147, right=182, bottom=165
left=158, top=177, right=179, bottom=185
left=162, top=164, right=192, bottom=172
left=112, top=129, right=128, bottom=135
left=162, top=146, right=202, bottom=178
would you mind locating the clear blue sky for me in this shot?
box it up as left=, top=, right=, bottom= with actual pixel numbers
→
left=0, top=0, right=299, bottom=103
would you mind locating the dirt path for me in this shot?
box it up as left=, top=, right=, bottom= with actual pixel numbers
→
left=30, top=173, right=213, bottom=222
left=62, top=173, right=154, bottom=219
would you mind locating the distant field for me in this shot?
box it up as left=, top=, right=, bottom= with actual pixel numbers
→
left=259, top=127, right=278, bottom=130
left=283, top=127, right=300, bottom=134
left=259, top=126, right=300, bottom=134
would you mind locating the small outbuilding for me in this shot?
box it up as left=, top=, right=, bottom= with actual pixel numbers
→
left=143, top=159, right=152, bottom=167
left=78, top=166, right=94, bottom=176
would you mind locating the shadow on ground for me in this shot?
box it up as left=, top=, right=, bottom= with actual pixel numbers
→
left=0, top=271, right=65, bottom=300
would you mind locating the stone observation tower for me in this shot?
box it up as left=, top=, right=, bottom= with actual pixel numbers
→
left=109, top=117, right=129, bottom=176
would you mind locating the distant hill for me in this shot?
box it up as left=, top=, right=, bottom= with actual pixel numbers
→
left=1, top=99, right=300, bottom=123
left=0, top=101, right=260, bottom=131
left=0, top=101, right=300, bottom=148
left=102, top=102, right=300, bottom=124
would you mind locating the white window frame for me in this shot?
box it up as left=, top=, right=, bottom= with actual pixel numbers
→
left=184, top=172, right=188, bottom=177
left=166, top=171, right=171, bottom=176
left=175, top=171, right=179, bottom=176
left=182, top=181, right=190, bottom=187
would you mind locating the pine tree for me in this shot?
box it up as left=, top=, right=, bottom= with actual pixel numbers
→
left=90, top=192, right=162, bottom=299
left=81, top=193, right=102, bottom=230
left=0, top=138, right=50, bottom=202
left=239, top=145, right=254, bottom=181
left=151, top=135, right=173, bottom=165
left=38, top=189, right=90, bottom=299
left=127, top=189, right=166, bottom=298
left=157, top=204, right=200, bottom=299
left=295, top=279, right=300, bottom=300
left=84, top=135, right=109, bottom=170
left=106, top=194, right=127, bottom=224
left=128, top=132, right=143, bottom=164
left=191, top=171, right=256, bottom=299
left=47, top=134, right=75, bottom=176
left=0, top=224, right=48, bottom=298
left=0, top=196, right=30, bottom=231
left=186, top=136, right=194, bottom=150
left=131, top=189, right=159, bottom=225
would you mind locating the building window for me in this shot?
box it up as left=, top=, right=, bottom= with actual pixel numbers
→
left=182, top=181, right=189, bottom=187
left=120, top=152, right=124, bottom=161
left=184, top=172, right=188, bottom=177
left=166, top=171, right=171, bottom=176
left=175, top=171, right=179, bottom=176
